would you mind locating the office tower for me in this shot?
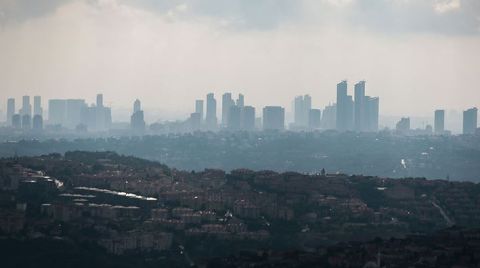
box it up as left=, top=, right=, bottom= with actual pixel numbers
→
left=12, top=114, right=21, bottom=129
left=309, top=109, right=321, bottom=129
left=463, top=108, right=478, bottom=135
left=227, top=105, right=241, bottom=130
left=336, top=81, right=354, bottom=131
left=48, top=99, right=67, bottom=125
left=434, top=110, right=445, bottom=134
left=263, top=106, right=285, bottom=130
left=222, top=93, right=234, bottom=127
left=189, top=112, right=201, bottom=131
left=133, top=99, right=141, bottom=113
left=22, top=114, right=31, bottom=130
left=21, top=96, right=32, bottom=117
left=33, top=96, right=42, bottom=116
left=364, top=97, right=379, bottom=132
left=354, top=81, right=366, bottom=131
left=206, top=93, right=217, bottom=130
left=242, top=106, right=255, bottom=131
left=322, top=103, right=336, bottom=130
left=396, top=117, right=410, bottom=134
left=32, top=115, right=43, bottom=131
left=195, top=100, right=204, bottom=121
left=7, top=98, right=15, bottom=125
left=131, top=99, right=145, bottom=133
left=293, top=95, right=312, bottom=128
left=65, top=99, right=87, bottom=129
left=236, top=94, right=244, bottom=108
left=96, top=94, right=103, bottom=108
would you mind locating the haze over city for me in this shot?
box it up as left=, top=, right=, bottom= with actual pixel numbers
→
left=1, top=0, right=480, bottom=121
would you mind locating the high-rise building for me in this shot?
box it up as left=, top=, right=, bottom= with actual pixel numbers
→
left=195, top=100, right=204, bottom=121
left=133, top=99, right=141, bottom=113
left=189, top=112, right=201, bottom=131
left=48, top=99, right=67, bottom=126
left=32, top=115, right=43, bottom=131
left=236, top=94, right=244, bottom=108
left=205, top=93, right=217, bottom=130
left=364, top=96, right=379, bottom=132
left=322, top=103, right=336, bottom=130
left=463, top=108, right=478, bottom=135
left=66, top=99, right=87, bottom=129
left=242, top=106, right=255, bottom=131
left=222, top=93, right=234, bottom=127
left=354, top=81, right=366, bottom=131
left=131, top=99, right=145, bottom=134
left=396, top=117, right=410, bottom=134
left=309, top=109, right=321, bottom=129
left=21, top=96, right=31, bottom=117
left=293, top=95, right=312, bottom=128
left=263, top=106, right=285, bottom=130
left=227, top=105, right=241, bottom=130
left=34, top=96, right=42, bottom=117
left=336, top=81, right=354, bottom=131
left=96, top=94, right=103, bottom=108
left=6, top=98, right=15, bottom=126
left=22, top=114, right=31, bottom=130
left=434, top=110, right=445, bottom=134
left=12, top=114, right=21, bottom=129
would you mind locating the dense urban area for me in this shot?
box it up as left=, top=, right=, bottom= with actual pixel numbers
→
left=1, top=151, right=480, bottom=267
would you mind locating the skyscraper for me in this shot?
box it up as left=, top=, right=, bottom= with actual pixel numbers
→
left=242, top=106, right=255, bottom=131
left=133, top=99, right=141, bottom=113
left=21, top=96, right=31, bottom=117
left=309, top=109, right=321, bottom=129
left=96, top=94, right=103, bottom=108
left=263, top=106, right=285, bottom=130
left=463, top=108, right=478, bottom=135
left=322, top=103, right=336, bottom=130
left=32, top=115, right=43, bottom=131
left=6, top=98, right=15, bottom=126
left=434, top=110, right=445, bottom=134
left=396, top=117, right=410, bottom=134
left=131, top=99, right=146, bottom=134
left=227, top=105, right=241, bottom=130
left=48, top=99, right=67, bottom=126
left=12, top=114, right=21, bottom=129
left=222, top=93, right=234, bottom=127
left=34, top=96, right=42, bottom=116
left=336, top=81, right=352, bottom=131
left=236, top=94, right=244, bottom=108
left=206, top=93, right=217, bottom=130
left=195, top=100, right=204, bottom=121
left=293, top=95, right=312, bottom=128
left=22, top=114, right=31, bottom=130
left=354, top=81, right=365, bottom=131
left=364, top=96, right=379, bottom=132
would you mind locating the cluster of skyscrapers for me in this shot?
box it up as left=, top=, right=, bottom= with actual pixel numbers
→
left=2, top=81, right=478, bottom=135
left=336, top=80, right=379, bottom=132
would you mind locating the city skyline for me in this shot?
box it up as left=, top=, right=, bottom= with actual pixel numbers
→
left=1, top=0, right=479, bottom=118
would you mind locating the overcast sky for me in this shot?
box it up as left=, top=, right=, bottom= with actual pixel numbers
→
left=0, top=0, right=479, bottom=122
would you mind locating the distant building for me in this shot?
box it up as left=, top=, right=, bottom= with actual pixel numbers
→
left=322, top=103, right=336, bottom=130
left=21, top=114, right=31, bottom=130
left=33, top=96, right=42, bottom=117
left=434, top=110, right=445, bottom=134
left=227, top=105, right=241, bottom=130
left=354, top=81, right=365, bottom=132
left=364, top=96, right=379, bottom=132
left=242, top=106, right=256, bottom=131
left=293, top=95, right=312, bottom=128
left=12, top=114, right=21, bottom=129
left=32, top=115, right=43, bottom=131
left=263, top=106, right=285, bottom=130
left=396, top=117, right=410, bottom=134
left=195, top=100, right=204, bottom=121
left=189, top=112, right=201, bottom=131
left=222, top=93, right=234, bottom=127
left=463, top=108, right=478, bottom=135
left=130, top=99, right=146, bottom=134
left=6, top=98, right=15, bottom=126
left=20, top=96, right=31, bottom=117
left=336, top=81, right=349, bottom=131
left=309, top=109, right=321, bottom=129
left=236, top=94, right=244, bottom=108
left=205, top=93, right=217, bottom=130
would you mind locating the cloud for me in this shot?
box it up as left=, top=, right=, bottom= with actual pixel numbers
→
left=434, top=0, right=461, bottom=14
